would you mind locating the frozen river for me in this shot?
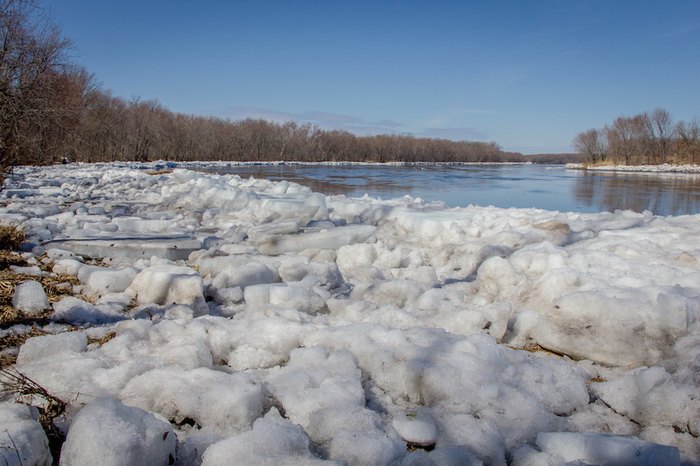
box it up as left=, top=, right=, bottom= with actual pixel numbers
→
left=200, top=163, right=700, bottom=216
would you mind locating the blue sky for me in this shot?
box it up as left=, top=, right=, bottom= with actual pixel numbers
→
left=40, top=0, right=700, bottom=154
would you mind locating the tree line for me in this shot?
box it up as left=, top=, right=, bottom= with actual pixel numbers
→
left=1, top=0, right=524, bottom=173
left=574, top=109, right=700, bottom=165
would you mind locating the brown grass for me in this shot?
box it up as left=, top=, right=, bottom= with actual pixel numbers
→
left=146, top=168, right=174, bottom=175
left=0, top=366, right=68, bottom=460
left=0, top=224, right=25, bottom=251
left=0, top=250, right=26, bottom=269
left=509, top=343, right=569, bottom=358
left=0, top=326, right=49, bottom=367
left=88, top=331, right=116, bottom=346
left=0, top=269, right=94, bottom=328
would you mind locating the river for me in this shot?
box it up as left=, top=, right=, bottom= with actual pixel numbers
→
left=198, top=163, right=700, bottom=216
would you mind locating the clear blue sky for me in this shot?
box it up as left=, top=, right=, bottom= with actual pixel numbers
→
left=40, top=0, right=700, bottom=154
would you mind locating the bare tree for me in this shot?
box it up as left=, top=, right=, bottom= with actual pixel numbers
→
left=648, top=108, right=673, bottom=163
left=0, top=0, right=79, bottom=171
left=574, top=128, right=607, bottom=163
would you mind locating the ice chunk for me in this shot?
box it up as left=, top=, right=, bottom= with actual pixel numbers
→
left=210, top=286, right=244, bottom=305
left=392, top=413, right=438, bottom=447
left=210, top=261, right=279, bottom=289
left=401, top=447, right=482, bottom=466
left=534, top=432, right=680, bottom=466
left=52, top=296, right=126, bottom=324
left=0, top=402, right=52, bottom=466
left=269, top=284, right=327, bottom=313
left=52, top=258, right=84, bottom=276
left=17, top=331, right=87, bottom=365
left=78, top=265, right=138, bottom=296
left=530, top=289, right=689, bottom=366
left=243, top=283, right=285, bottom=308
left=46, top=237, right=201, bottom=261
left=248, top=220, right=301, bottom=241
left=12, top=280, right=50, bottom=315
left=256, top=224, right=376, bottom=255
left=126, top=265, right=207, bottom=314
left=278, top=261, right=344, bottom=290
left=201, top=408, right=331, bottom=466
left=121, top=367, right=263, bottom=435
left=60, top=398, right=176, bottom=466
left=591, top=366, right=700, bottom=437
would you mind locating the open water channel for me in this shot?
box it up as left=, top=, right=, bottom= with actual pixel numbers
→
left=201, top=164, right=700, bottom=216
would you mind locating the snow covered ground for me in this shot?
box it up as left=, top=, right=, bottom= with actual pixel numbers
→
left=1, top=162, right=699, bottom=465
left=566, top=162, right=700, bottom=173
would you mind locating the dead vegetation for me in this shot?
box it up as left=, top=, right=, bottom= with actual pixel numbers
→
left=0, top=269, right=91, bottom=329
left=146, top=168, right=174, bottom=175
left=0, top=225, right=24, bottom=251
left=0, top=327, right=49, bottom=368
left=88, top=331, right=116, bottom=346
left=0, top=366, right=68, bottom=462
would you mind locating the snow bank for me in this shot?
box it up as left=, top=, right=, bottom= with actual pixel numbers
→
left=567, top=162, right=700, bottom=173
left=2, top=162, right=698, bottom=464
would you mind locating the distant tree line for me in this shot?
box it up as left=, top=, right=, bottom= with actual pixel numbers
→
left=526, top=153, right=582, bottom=164
left=0, top=0, right=523, bottom=173
left=74, top=96, right=520, bottom=164
left=574, top=109, right=700, bottom=165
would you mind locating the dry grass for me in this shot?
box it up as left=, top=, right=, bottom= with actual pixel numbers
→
left=510, top=343, right=569, bottom=358
left=146, top=168, right=174, bottom=175
left=0, top=250, right=26, bottom=269
left=0, top=366, right=67, bottom=460
left=0, top=269, right=94, bottom=329
left=0, top=327, right=49, bottom=368
left=0, top=224, right=25, bottom=251
left=88, top=331, right=116, bottom=346
left=0, top=270, right=82, bottom=302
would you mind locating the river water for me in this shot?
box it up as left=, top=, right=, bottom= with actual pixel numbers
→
left=201, top=164, right=700, bottom=216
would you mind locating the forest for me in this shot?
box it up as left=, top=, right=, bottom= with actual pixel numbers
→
left=0, top=0, right=524, bottom=174
left=574, top=109, right=700, bottom=165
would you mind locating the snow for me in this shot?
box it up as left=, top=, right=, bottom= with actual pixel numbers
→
left=392, top=413, right=438, bottom=446
left=59, top=397, right=176, bottom=466
left=567, top=162, right=700, bottom=173
left=125, top=265, right=207, bottom=314
left=0, top=402, right=52, bottom=466
left=2, top=162, right=700, bottom=465
left=12, top=281, right=50, bottom=315
left=17, top=331, right=87, bottom=365
left=524, top=432, right=681, bottom=465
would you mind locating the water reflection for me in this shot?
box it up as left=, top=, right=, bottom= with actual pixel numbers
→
left=572, top=171, right=700, bottom=216
left=196, top=164, right=700, bottom=215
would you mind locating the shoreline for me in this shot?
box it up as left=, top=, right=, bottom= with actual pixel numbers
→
left=565, top=162, right=700, bottom=173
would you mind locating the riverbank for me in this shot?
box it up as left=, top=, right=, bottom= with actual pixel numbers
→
left=566, top=162, right=700, bottom=173
left=1, top=162, right=699, bottom=465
